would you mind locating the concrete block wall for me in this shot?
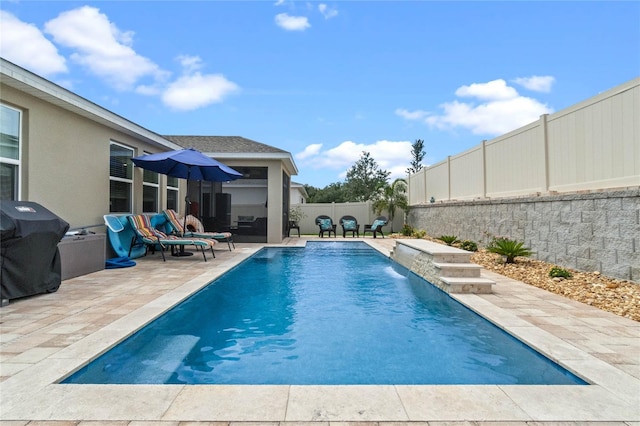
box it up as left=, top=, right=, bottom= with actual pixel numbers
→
left=407, top=189, right=640, bottom=283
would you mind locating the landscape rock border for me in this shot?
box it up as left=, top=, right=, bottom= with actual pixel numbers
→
left=391, top=235, right=640, bottom=322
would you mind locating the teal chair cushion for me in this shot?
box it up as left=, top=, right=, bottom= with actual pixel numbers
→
left=371, top=219, right=385, bottom=231
left=319, top=218, right=333, bottom=230
left=343, top=219, right=357, bottom=230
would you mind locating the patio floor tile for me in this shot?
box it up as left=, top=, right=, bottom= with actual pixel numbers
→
left=0, top=238, right=638, bottom=425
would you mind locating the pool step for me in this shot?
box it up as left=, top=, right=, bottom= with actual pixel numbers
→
left=433, top=262, right=482, bottom=278
left=391, top=239, right=495, bottom=294
left=439, top=277, right=496, bottom=294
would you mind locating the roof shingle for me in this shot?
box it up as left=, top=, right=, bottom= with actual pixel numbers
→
left=164, top=135, right=288, bottom=154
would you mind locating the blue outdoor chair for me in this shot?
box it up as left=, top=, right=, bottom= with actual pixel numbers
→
left=315, top=215, right=336, bottom=237
left=363, top=216, right=388, bottom=238
left=339, top=215, right=360, bottom=238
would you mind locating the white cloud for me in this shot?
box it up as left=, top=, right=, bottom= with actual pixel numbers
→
left=426, top=97, right=552, bottom=135
left=160, top=55, right=239, bottom=110
left=43, top=6, right=166, bottom=90
left=3, top=6, right=240, bottom=111
left=134, top=84, right=161, bottom=96
left=136, top=57, right=195, bottom=97
left=0, top=11, right=67, bottom=76
left=513, top=75, right=555, bottom=93
left=297, top=140, right=413, bottom=183
left=296, top=143, right=323, bottom=160
left=395, top=108, right=429, bottom=120
left=455, top=79, right=518, bottom=101
left=161, top=72, right=239, bottom=111
left=275, top=13, right=310, bottom=31
left=177, top=54, right=204, bottom=74
left=398, top=78, right=553, bottom=136
left=36, top=6, right=239, bottom=111
left=318, top=4, right=338, bottom=19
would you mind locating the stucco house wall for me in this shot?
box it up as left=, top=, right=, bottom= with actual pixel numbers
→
left=290, top=182, right=307, bottom=204
left=166, top=136, right=298, bottom=243
left=222, top=158, right=288, bottom=243
left=0, top=82, right=181, bottom=229
left=1, top=59, right=297, bottom=245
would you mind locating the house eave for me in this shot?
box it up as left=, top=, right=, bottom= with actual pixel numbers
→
left=0, top=58, right=182, bottom=151
left=204, top=152, right=299, bottom=176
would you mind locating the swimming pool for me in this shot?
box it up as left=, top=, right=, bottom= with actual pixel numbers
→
left=63, top=241, right=586, bottom=385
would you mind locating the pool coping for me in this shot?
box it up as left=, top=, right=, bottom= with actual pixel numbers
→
left=0, top=238, right=638, bottom=422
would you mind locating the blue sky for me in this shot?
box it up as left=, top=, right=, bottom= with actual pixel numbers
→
left=1, top=1, right=639, bottom=188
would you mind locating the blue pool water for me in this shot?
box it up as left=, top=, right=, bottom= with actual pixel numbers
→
left=63, top=242, right=586, bottom=385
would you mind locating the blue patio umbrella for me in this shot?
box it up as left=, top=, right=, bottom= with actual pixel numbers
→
left=131, top=148, right=242, bottom=182
left=132, top=148, right=242, bottom=253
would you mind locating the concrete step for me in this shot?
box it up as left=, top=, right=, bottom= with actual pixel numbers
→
left=396, top=239, right=472, bottom=264
left=439, top=276, right=495, bottom=294
left=431, top=253, right=472, bottom=264
left=392, top=239, right=495, bottom=294
left=433, top=262, right=482, bottom=278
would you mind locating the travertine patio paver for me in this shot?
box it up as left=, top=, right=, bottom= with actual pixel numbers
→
left=0, top=238, right=638, bottom=425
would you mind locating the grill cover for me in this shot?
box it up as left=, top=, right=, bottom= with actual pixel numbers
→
left=1, top=201, right=69, bottom=301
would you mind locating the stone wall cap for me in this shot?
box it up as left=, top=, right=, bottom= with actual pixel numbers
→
left=413, top=188, right=639, bottom=208
left=396, top=239, right=468, bottom=255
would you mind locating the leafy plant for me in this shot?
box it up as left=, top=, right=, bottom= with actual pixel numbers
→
left=406, top=138, right=425, bottom=174
left=438, top=235, right=459, bottom=246
left=549, top=266, right=572, bottom=279
left=487, top=237, right=533, bottom=264
left=412, top=229, right=426, bottom=238
left=401, top=224, right=414, bottom=236
left=344, top=151, right=391, bottom=202
left=304, top=182, right=349, bottom=203
left=371, top=178, right=408, bottom=233
left=460, top=240, right=478, bottom=252
left=289, top=205, right=307, bottom=223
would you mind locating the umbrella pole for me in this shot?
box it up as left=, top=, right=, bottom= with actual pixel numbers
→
left=174, top=175, right=194, bottom=257
left=183, top=195, right=190, bottom=237
left=183, top=168, right=191, bottom=236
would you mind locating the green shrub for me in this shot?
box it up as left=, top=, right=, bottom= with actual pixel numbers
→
left=412, top=229, right=426, bottom=238
left=401, top=224, right=414, bottom=236
left=438, top=235, right=459, bottom=246
left=549, top=266, right=572, bottom=279
left=460, top=240, right=478, bottom=252
left=486, top=237, right=533, bottom=263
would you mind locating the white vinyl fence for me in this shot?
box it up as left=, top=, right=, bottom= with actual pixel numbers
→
left=290, top=201, right=404, bottom=236
left=408, top=77, right=640, bottom=204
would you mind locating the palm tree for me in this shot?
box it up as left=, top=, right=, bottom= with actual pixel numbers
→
left=371, top=178, right=408, bottom=232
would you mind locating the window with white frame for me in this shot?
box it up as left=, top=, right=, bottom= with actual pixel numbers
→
left=0, top=104, right=21, bottom=200
left=142, top=153, right=159, bottom=213
left=166, top=175, right=179, bottom=211
left=109, top=142, right=134, bottom=213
